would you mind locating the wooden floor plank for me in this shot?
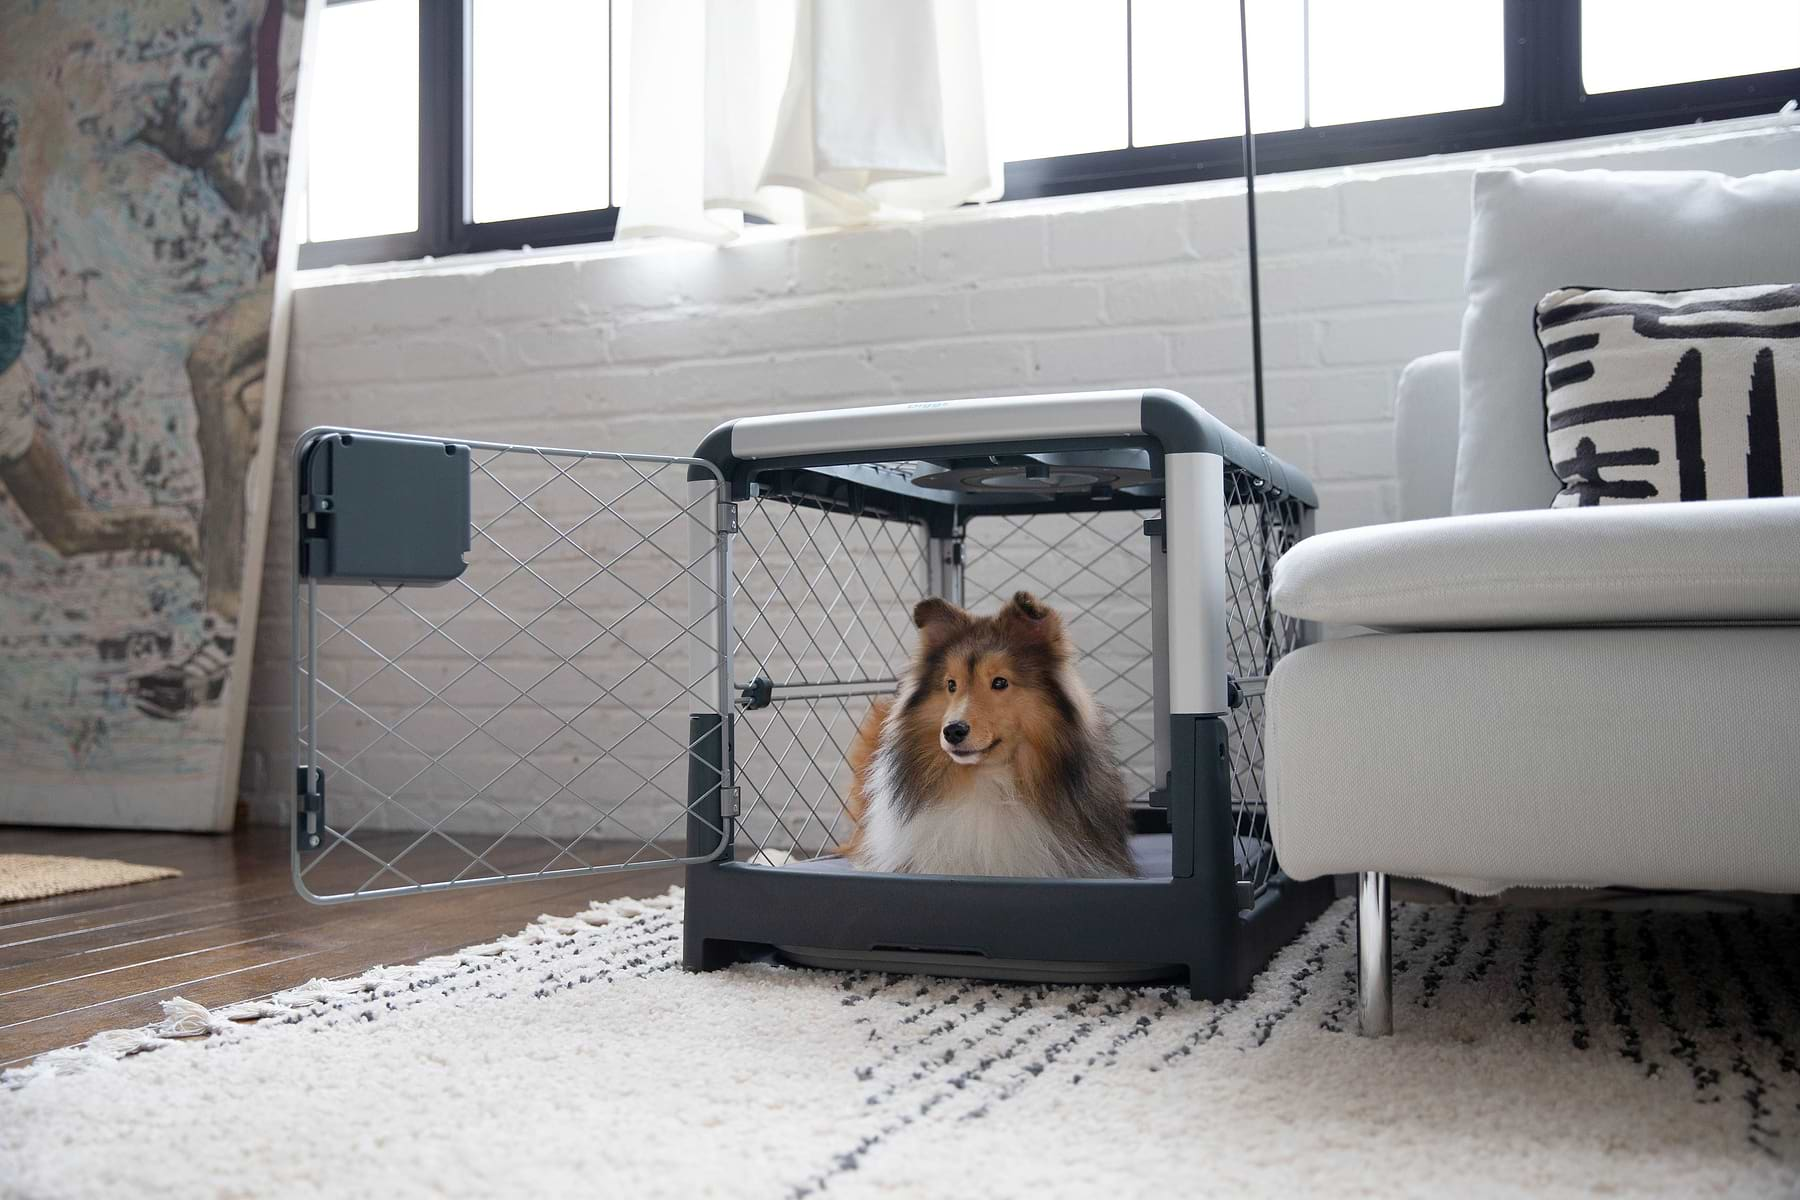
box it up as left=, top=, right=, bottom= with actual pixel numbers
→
left=0, top=894, right=292, bottom=970
left=0, top=826, right=681, bottom=1069
left=0, top=828, right=185, bottom=864
left=0, top=925, right=295, bottom=1000
left=0, top=950, right=330, bottom=1064
left=1, top=876, right=295, bottom=942
left=0, top=869, right=679, bottom=1066
left=1, top=932, right=330, bottom=1027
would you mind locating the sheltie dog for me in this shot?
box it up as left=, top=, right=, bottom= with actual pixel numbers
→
left=838, top=591, right=1136, bottom=878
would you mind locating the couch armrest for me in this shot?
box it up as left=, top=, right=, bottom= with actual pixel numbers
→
left=1395, top=351, right=1461, bottom=522
left=1271, top=496, right=1800, bottom=630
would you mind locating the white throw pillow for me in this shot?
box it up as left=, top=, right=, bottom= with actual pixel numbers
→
left=1454, top=167, right=1800, bottom=515
left=1537, top=283, right=1800, bottom=507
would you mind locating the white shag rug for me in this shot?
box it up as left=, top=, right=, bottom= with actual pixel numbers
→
left=3, top=890, right=1797, bottom=1199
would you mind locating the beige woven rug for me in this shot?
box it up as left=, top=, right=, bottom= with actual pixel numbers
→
left=0, top=854, right=179, bottom=903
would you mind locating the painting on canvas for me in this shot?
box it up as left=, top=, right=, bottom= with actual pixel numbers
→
left=0, top=1, right=309, bottom=829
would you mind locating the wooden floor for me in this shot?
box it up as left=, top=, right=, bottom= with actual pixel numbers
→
left=0, top=825, right=680, bottom=1070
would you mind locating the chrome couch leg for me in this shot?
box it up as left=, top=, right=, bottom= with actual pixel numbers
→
left=1358, top=871, right=1392, bottom=1037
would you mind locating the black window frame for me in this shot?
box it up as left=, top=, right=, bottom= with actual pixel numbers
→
left=302, top=0, right=1800, bottom=267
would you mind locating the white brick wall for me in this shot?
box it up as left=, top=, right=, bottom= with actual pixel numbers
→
left=244, top=117, right=1800, bottom=827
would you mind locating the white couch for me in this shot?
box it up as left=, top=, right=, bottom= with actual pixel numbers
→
left=1262, top=167, right=1800, bottom=1037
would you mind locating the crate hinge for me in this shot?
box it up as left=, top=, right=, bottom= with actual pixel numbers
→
left=720, top=711, right=740, bottom=818
left=297, top=484, right=334, bottom=580
left=717, top=501, right=739, bottom=534
left=296, top=767, right=325, bottom=852
left=298, top=491, right=333, bottom=580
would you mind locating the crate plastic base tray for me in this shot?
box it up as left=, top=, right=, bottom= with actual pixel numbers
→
left=774, top=945, right=1182, bottom=985
left=768, top=832, right=1267, bottom=985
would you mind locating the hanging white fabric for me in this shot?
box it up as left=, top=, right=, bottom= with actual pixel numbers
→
left=616, top=0, right=999, bottom=243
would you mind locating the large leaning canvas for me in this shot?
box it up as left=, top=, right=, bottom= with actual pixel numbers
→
left=0, top=1, right=312, bottom=830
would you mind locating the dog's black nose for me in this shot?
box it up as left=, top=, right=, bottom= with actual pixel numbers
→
left=942, top=721, right=970, bottom=745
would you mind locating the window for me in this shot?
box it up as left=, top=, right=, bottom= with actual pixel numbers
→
left=999, top=0, right=1800, bottom=199
left=1581, top=0, right=1800, bottom=95
left=300, top=0, right=626, bottom=268
left=302, top=0, right=418, bottom=244
left=981, top=0, right=1508, bottom=155
left=302, top=0, right=1800, bottom=267
left=468, top=0, right=615, bottom=223
left=1304, top=2, right=1505, bottom=128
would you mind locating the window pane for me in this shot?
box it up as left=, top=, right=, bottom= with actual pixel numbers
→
left=1308, top=0, right=1503, bottom=127
left=306, top=0, right=418, bottom=243
left=1131, top=0, right=1304, bottom=147
left=1583, top=0, right=1800, bottom=94
left=984, top=0, right=1129, bottom=161
left=470, top=0, right=611, bottom=223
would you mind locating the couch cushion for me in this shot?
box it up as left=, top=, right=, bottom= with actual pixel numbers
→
left=1395, top=351, right=1461, bottom=522
left=1265, top=626, right=1800, bottom=894
left=1270, top=497, right=1800, bottom=629
left=1454, top=166, right=1800, bottom=516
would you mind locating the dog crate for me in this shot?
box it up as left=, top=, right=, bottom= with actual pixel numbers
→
left=290, top=390, right=1330, bottom=999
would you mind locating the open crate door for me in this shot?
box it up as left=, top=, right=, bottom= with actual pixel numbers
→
left=290, top=429, right=732, bottom=903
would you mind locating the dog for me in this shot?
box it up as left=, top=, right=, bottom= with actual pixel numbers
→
left=838, top=591, right=1136, bottom=878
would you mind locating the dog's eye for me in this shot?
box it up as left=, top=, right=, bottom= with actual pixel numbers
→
left=946, top=678, right=957, bottom=694
left=991, top=677, right=1009, bottom=691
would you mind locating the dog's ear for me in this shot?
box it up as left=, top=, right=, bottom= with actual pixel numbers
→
left=912, top=597, right=970, bottom=647
left=995, top=591, right=1065, bottom=644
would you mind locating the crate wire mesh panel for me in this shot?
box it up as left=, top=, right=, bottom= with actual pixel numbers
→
left=960, top=511, right=1158, bottom=802
left=729, top=494, right=926, bottom=865
left=726, top=489, right=1164, bottom=867
left=725, top=472, right=1299, bottom=899
left=291, top=431, right=729, bottom=901
left=1221, top=471, right=1307, bottom=896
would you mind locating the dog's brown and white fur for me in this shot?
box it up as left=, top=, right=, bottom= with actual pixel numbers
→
left=838, top=592, right=1135, bottom=878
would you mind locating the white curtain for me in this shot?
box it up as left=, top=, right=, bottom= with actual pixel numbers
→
left=616, top=0, right=1000, bottom=243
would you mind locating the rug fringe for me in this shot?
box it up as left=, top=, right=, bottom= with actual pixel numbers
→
left=2, top=886, right=683, bottom=1089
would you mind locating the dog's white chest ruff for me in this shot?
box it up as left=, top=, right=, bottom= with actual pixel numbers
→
left=858, top=764, right=1072, bottom=878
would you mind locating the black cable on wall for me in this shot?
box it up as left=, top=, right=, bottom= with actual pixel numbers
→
left=1238, top=0, right=1267, bottom=448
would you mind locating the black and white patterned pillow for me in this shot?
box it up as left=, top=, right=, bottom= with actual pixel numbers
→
left=1535, top=283, right=1800, bottom=508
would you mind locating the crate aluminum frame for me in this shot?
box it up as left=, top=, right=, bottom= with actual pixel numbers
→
left=289, top=390, right=1329, bottom=1000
